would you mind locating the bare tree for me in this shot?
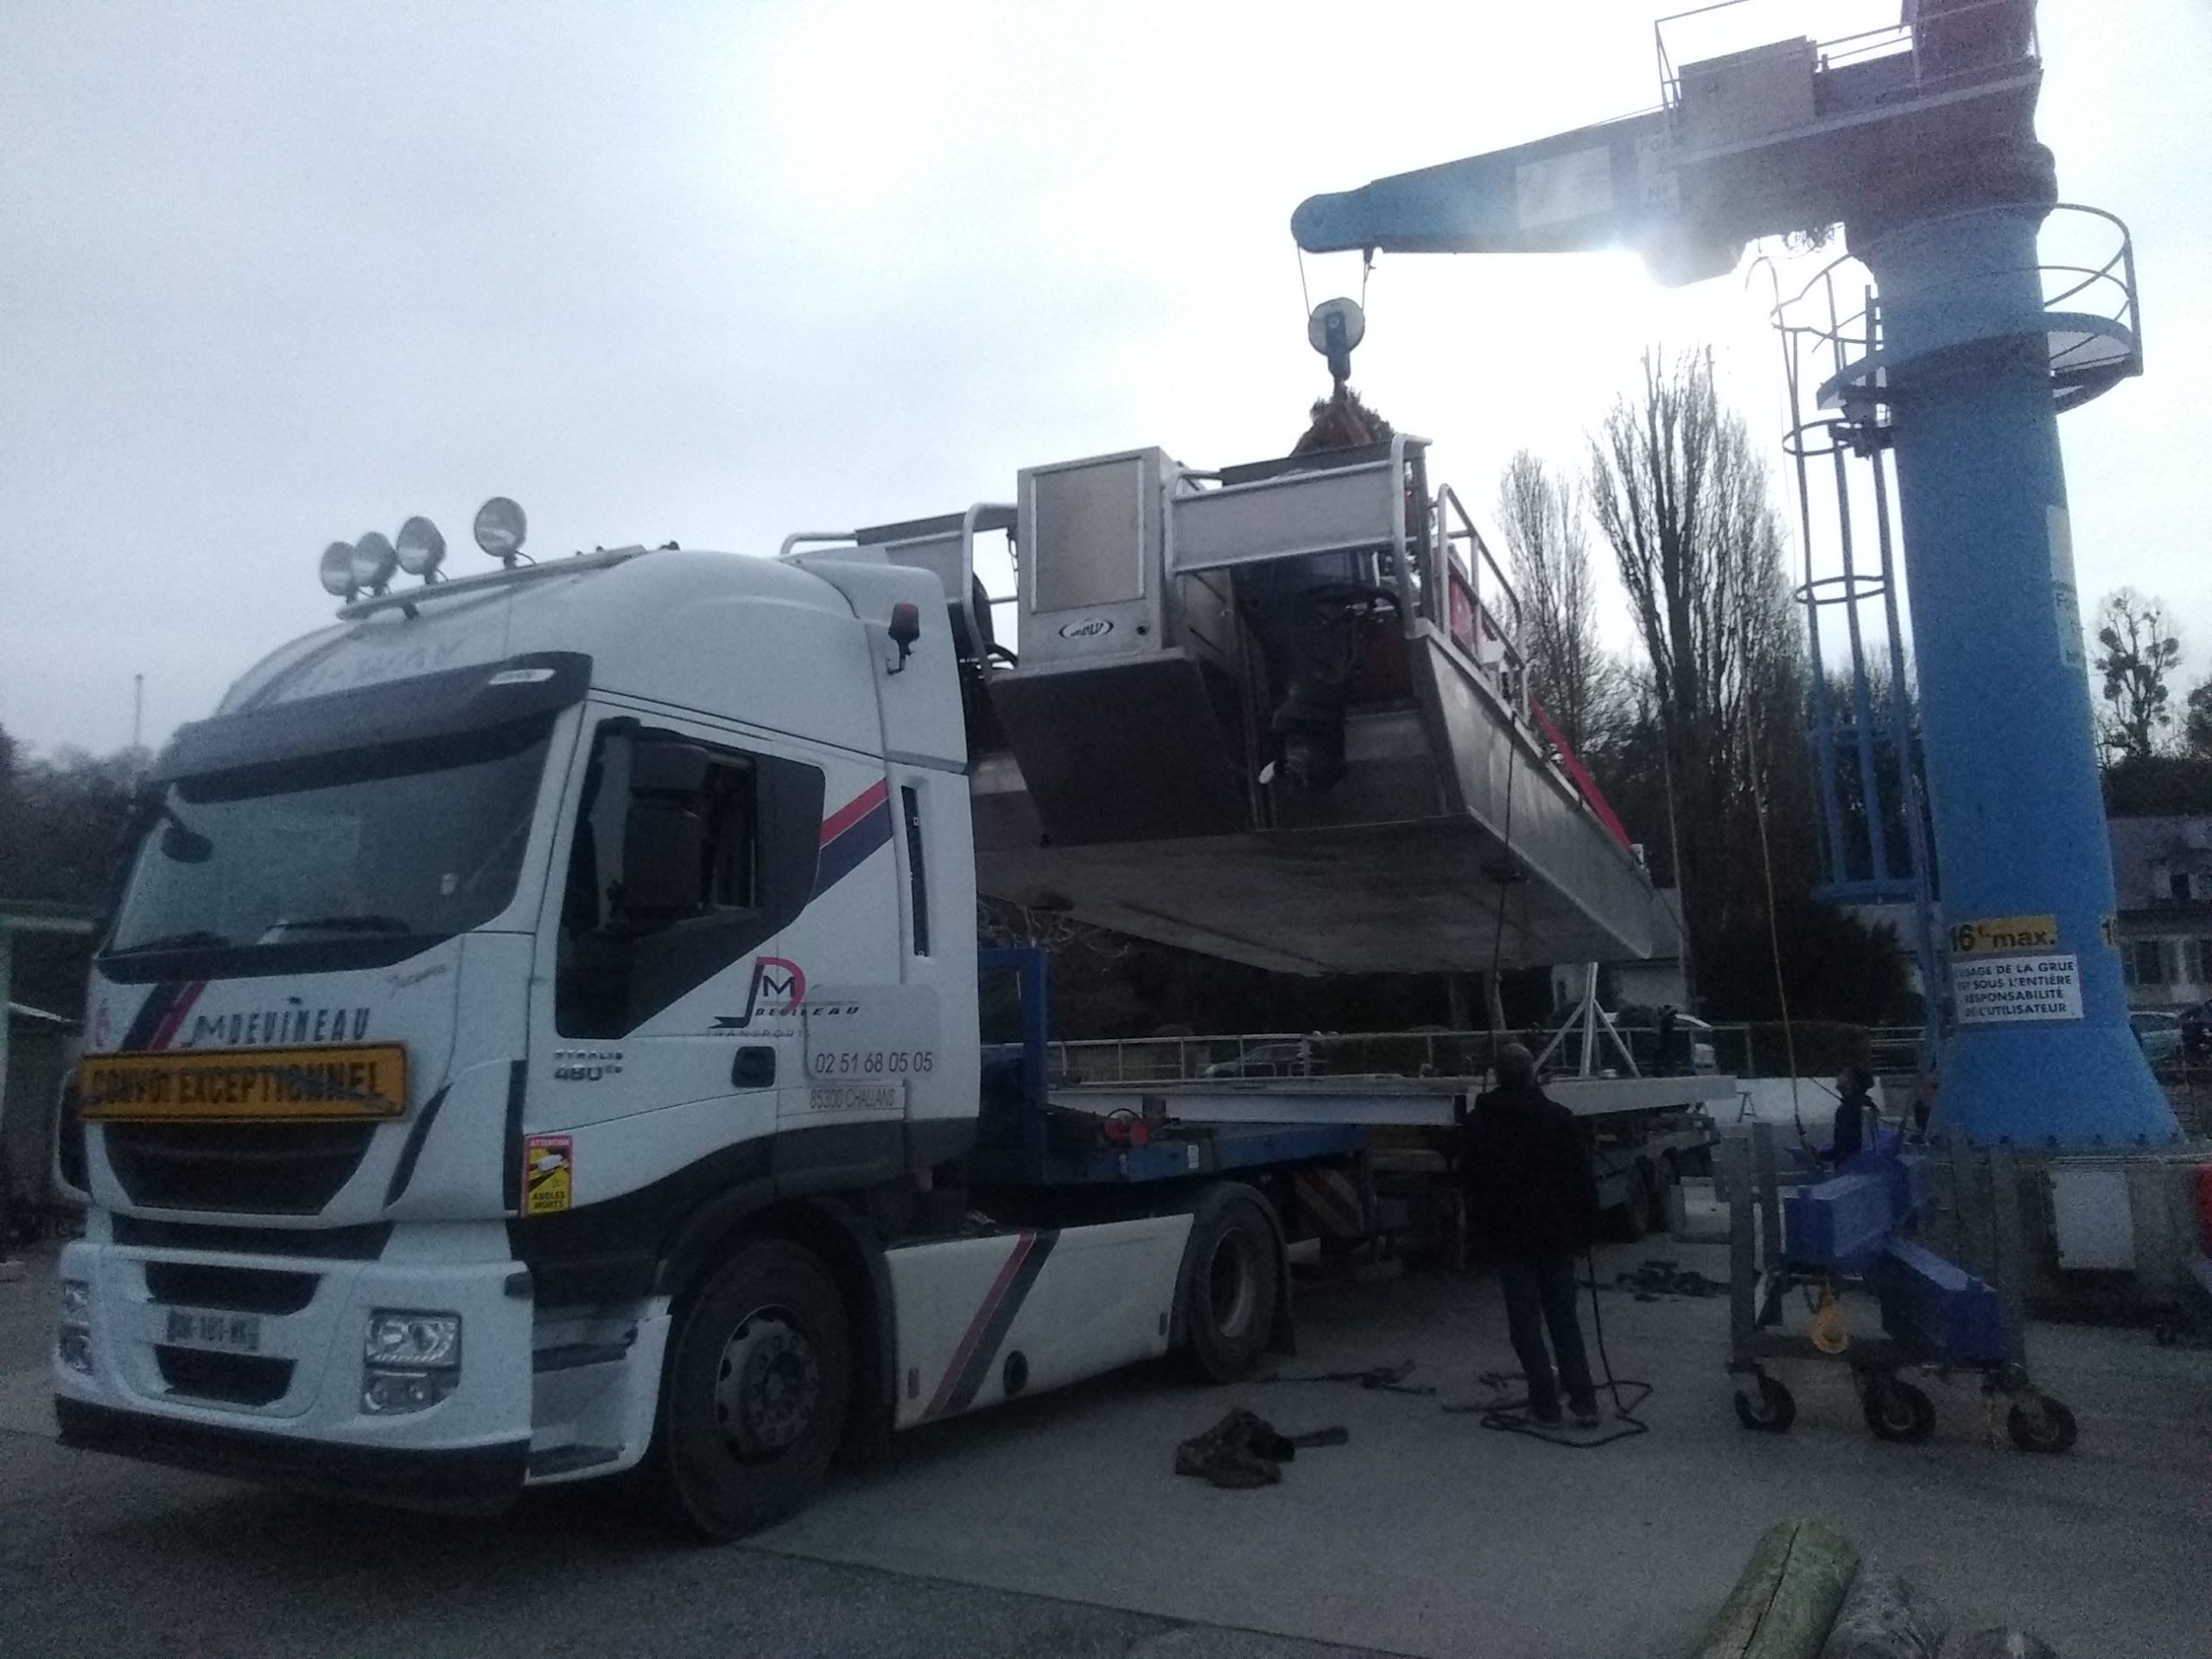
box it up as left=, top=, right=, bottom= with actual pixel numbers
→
left=2092, top=588, right=2183, bottom=760
left=1586, top=350, right=1806, bottom=1000
left=1496, top=449, right=1617, bottom=753
left=1587, top=353, right=1796, bottom=779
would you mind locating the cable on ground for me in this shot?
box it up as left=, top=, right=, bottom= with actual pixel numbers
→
left=1444, top=1247, right=1653, bottom=1449
left=1258, top=1359, right=1436, bottom=1396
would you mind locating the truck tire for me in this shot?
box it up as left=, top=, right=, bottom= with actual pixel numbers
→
left=1179, top=1187, right=1282, bottom=1382
left=1601, top=1175, right=1648, bottom=1243
left=1656, top=1153, right=1682, bottom=1231
left=1637, top=1159, right=1669, bottom=1236
left=651, top=1238, right=853, bottom=1541
left=1600, top=1156, right=1669, bottom=1241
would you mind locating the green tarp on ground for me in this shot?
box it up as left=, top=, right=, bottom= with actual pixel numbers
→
left=1692, top=1519, right=1860, bottom=1659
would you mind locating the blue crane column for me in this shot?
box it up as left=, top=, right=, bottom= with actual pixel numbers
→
left=1290, top=15, right=2178, bottom=1146
left=1847, top=189, right=2176, bottom=1144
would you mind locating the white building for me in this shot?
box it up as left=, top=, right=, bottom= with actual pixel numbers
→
left=2108, top=814, right=2212, bottom=1010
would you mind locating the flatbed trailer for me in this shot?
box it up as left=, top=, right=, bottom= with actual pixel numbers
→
left=1046, top=1077, right=1729, bottom=1234
left=982, top=952, right=1729, bottom=1250
left=1046, top=1073, right=1738, bottom=1128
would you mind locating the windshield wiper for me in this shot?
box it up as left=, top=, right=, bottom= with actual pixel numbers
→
left=263, top=914, right=416, bottom=934
left=105, top=929, right=231, bottom=957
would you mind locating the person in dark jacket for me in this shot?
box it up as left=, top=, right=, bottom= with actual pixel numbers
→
left=1460, top=1043, right=1600, bottom=1427
left=1830, top=1065, right=1878, bottom=1165
left=2181, top=1001, right=2209, bottom=1063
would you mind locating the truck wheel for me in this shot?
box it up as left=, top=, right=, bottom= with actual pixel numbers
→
left=1179, top=1190, right=1282, bottom=1382
left=1602, top=1184, right=1647, bottom=1243
left=1656, top=1153, right=1682, bottom=1230
left=652, top=1239, right=852, bottom=1541
left=1637, top=1160, right=1669, bottom=1236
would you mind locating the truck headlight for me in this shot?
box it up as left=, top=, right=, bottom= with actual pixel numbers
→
left=361, top=1310, right=461, bottom=1414
left=365, top=1311, right=461, bottom=1369
left=57, top=1278, right=93, bottom=1375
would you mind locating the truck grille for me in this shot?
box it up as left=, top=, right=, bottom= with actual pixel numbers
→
left=143, top=1260, right=319, bottom=1315
left=112, top=1215, right=391, bottom=1257
left=103, top=1122, right=373, bottom=1215
left=154, top=1347, right=295, bottom=1408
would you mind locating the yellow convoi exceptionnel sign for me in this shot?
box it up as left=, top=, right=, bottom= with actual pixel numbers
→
left=76, top=1045, right=408, bottom=1123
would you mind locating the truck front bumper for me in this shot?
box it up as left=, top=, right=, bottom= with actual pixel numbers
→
left=54, top=1228, right=535, bottom=1510
left=55, top=1396, right=529, bottom=1514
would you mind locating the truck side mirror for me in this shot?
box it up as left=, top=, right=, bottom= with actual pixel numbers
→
left=886, top=601, right=921, bottom=673
left=131, top=782, right=213, bottom=864
left=619, top=741, right=711, bottom=919
left=159, top=813, right=213, bottom=865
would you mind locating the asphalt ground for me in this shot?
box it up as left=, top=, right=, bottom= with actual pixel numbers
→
left=3, top=1236, right=2206, bottom=1658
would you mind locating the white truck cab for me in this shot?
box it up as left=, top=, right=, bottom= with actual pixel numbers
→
left=58, top=531, right=1292, bottom=1535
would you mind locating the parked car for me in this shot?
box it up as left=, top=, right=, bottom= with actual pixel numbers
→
left=2129, top=1008, right=2183, bottom=1066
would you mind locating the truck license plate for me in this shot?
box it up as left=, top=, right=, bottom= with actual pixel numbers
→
left=162, top=1308, right=264, bottom=1355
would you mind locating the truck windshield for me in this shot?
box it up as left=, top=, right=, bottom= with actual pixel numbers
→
left=106, top=716, right=554, bottom=972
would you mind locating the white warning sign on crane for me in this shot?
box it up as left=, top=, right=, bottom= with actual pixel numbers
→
left=1953, top=953, right=2083, bottom=1025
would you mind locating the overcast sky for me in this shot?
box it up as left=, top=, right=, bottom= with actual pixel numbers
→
left=4, top=2, right=2208, bottom=756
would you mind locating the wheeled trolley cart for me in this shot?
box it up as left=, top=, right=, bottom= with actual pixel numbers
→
left=1721, top=1122, right=2075, bottom=1452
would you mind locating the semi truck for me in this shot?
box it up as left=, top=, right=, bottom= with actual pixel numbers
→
left=54, top=438, right=1721, bottom=1536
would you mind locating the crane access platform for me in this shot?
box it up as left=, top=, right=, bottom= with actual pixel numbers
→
left=787, top=434, right=1657, bottom=974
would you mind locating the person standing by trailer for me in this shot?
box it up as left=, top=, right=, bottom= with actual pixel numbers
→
left=1460, top=1043, right=1600, bottom=1427
left=1830, top=1064, right=1878, bottom=1165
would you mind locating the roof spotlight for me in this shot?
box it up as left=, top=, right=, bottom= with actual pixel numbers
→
left=349, top=531, right=398, bottom=592
left=319, top=541, right=357, bottom=597
left=396, top=515, right=447, bottom=578
left=473, top=497, right=527, bottom=564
